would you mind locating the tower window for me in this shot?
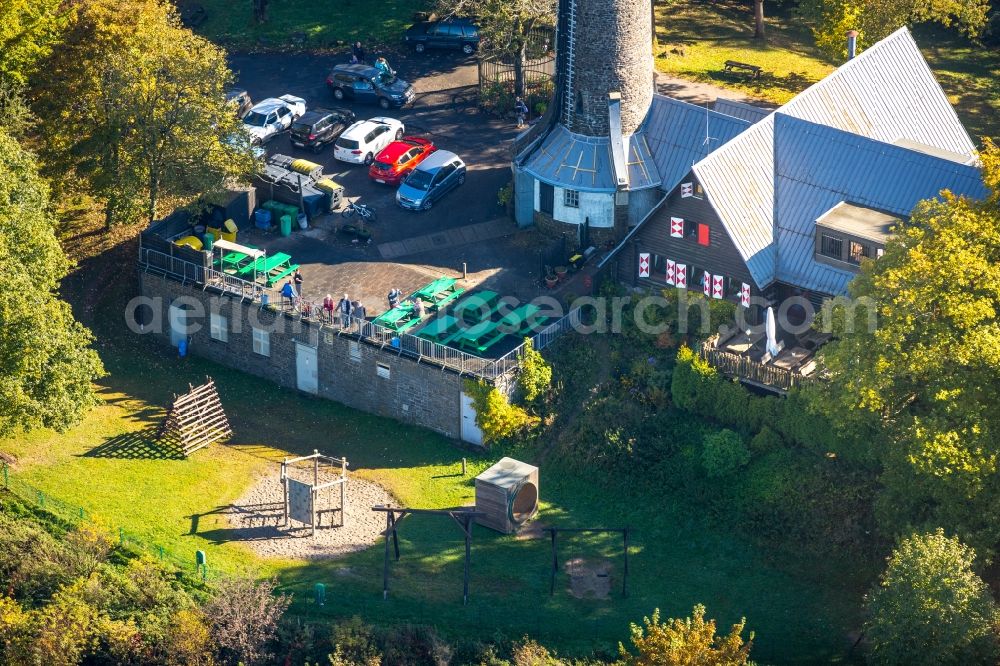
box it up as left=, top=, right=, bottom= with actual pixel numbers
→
left=563, top=189, right=580, bottom=208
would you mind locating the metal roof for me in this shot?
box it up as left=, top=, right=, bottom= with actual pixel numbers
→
left=778, top=27, right=976, bottom=163
left=644, top=95, right=751, bottom=195
left=520, top=124, right=660, bottom=193
left=713, top=98, right=771, bottom=124
left=691, top=27, right=981, bottom=291
left=773, top=114, right=987, bottom=294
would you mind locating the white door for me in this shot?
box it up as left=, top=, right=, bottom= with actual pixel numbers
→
left=460, top=392, right=484, bottom=446
left=295, top=343, right=318, bottom=394
left=168, top=304, right=186, bottom=347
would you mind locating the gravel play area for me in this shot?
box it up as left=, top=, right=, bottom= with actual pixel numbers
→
left=222, top=466, right=396, bottom=560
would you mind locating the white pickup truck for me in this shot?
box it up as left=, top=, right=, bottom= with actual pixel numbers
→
left=241, top=94, right=307, bottom=145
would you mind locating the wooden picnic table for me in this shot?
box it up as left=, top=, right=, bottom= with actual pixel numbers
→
left=414, top=277, right=457, bottom=300
left=770, top=346, right=813, bottom=371
left=416, top=315, right=460, bottom=343
left=237, top=252, right=291, bottom=277
left=373, top=303, right=415, bottom=328
left=454, top=290, right=500, bottom=323
left=723, top=60, right=762, bottom=79
left=723, top=330, right=765, bottom=354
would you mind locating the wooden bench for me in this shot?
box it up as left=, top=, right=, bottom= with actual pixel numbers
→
left=723, top=60, right=762, bottom=80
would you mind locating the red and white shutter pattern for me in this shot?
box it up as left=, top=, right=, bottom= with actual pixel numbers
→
left=675, top=264, right=687, bottom=289
left=670, top=217, right=684, bottom=238
left=680, top=182, right=694, bottom=198
left=666, top=259, right=676, bottom=286
left=703, top=271, right=712, bottom=297
left=638, top=253, right=650, bottom=278
left=740, top=283, right=751, bottom=308
left=712, top=275, right=724, bottom=299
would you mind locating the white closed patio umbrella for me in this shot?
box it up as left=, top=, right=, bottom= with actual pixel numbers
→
left=765, top=306, right=780, bottom=358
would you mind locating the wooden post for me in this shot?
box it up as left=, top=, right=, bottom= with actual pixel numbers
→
left=382, top=511, right=392, bottom=600
left=623, top=526, right=630, bottom=598
left=391, top=512, right=400, bottom=561
left=549, top=529, right=558, bottom=596
left=341, top=458, right=348, bottom=528
left=461, top=458, right=467, bottom=475
left=463, top=515, right=471, bottom=605
left=282, top=458, right=288, bottom=526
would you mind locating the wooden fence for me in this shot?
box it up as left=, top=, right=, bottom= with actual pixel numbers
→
left=699, top=342, right=811, bottom=393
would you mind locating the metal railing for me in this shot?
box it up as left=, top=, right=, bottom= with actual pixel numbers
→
left=139, top=246, right=579, bottom=380
left=140, top=247, right=205, bottom=284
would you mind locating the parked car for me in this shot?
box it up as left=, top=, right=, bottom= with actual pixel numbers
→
left=226, top=88, right=253, bottom=119
left=325, top=64, right=415, bottom=110
left=404, top=18, right=480, bottom=55
left=334, top=117, right=406, bottom=165
left=241, top=95, right=307, bottom=145
left=396, top=150, right=466, bottom=210
left=290, top=108, right=356, bottom=153
left=368, top=137, right=436, bottom=186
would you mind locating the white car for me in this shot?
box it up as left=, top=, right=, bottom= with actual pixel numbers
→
left=241, top=94, right=307, bottom=145
left=333, top=117, right=405, bottom=165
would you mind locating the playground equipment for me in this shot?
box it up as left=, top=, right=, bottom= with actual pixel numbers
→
left=281, top=450, right=349, bottom=537
left=475, top=457, right=539, bottom=534
left=157, top=377, right=232, bottom=456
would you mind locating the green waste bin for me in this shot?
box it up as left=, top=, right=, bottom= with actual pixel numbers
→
left=279, top=214, right=292, bottom=237
left=202, top=233, right=214, bottom=252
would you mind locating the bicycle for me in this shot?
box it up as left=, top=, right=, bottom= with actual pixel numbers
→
left=341, top=201, right=378, bottom=223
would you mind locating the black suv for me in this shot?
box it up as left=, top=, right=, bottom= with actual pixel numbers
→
left=404, top=18, right=480, bottom=55
left=325, top=64, right=415, bottom=109
left=290, top=108, right=356, bottom=153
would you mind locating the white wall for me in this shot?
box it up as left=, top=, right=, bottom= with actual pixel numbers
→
left=534, top=181, right=614, bottom=228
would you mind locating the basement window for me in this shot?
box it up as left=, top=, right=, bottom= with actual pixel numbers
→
left=563, top=189, right=580, bottom=209
left=349, top=341, right=362, bottom=362
left=376, top=362, right=390, bottom=379
left=252, top=328, right=270, bottom=357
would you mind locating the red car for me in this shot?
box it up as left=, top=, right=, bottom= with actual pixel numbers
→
left=368, top=136, right=436, bottom=185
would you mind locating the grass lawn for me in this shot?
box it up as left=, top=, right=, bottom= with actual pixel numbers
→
left=190, top=0, right=429, bottom=51
left=0, top=269, right=865, bottom=662
left=654, top=0, right=1000, bottom=143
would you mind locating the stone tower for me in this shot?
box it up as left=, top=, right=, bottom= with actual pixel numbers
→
left=562, top=0, right=654, bottom=136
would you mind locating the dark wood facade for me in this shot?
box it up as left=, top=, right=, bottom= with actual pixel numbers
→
left=618, top=172, right=759, bottom=301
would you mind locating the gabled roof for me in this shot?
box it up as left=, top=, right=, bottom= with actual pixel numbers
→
left=774, top=115, right=987, bottom=294
left=644, top=95, right=751, bottom=194
left=520, top=124, right=660, bottom=193
left=713, top=98, right=771, bottom=124
left=692, top=27, right=981, bottom=291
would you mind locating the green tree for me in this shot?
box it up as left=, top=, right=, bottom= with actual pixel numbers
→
left=0, top=130, right=105, bottom=436
left=618, top=605, right=753, bottom=666
left=800, top=0, right=989, bottom=59
left=436, top=0, right=555, bottom=98
left=0, top=0, right=71, bottom=85
left=34, top=0, right=255, bottom=227
left=866, top=529, right=1000, bottom=665
left=814, top=140, right=1000, bottom=552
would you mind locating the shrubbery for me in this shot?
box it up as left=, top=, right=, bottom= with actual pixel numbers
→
left=701, top=429, right=750, bottom=478
left=465, top=380, right=540, bottom=446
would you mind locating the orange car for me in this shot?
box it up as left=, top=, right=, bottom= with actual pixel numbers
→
left=368, top=136, right=436, bottom=186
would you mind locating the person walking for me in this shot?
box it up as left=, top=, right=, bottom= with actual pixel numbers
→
left=293, top=269, right=303, bottom=297
left=352, top=41, right=365, bottom=63
left=337, top=293, right=354, bottom=327
left=514, top=97, right=529, bottom=128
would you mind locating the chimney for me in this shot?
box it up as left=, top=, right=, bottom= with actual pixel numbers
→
left=846, top=30, right=858, bottom=60
left=607, top=92, right=629, bottom=190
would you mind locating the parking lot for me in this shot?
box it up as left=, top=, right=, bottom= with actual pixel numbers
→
left=228, top=50, right=549, bottom=314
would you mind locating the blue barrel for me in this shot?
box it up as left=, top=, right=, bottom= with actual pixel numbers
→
left=178, top=339, right=188, bottom=357
left=254, top=208, right=272, bottom=229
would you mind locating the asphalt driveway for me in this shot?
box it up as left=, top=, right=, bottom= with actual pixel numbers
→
left=229, top=50, right=520, bottom=247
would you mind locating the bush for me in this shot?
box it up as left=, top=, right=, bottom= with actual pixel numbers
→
left=749, top=426, right=784, bottom=454
left=465, top=380, right=539, bottom=445
left=619, top=605, right=753, bottom=665
left=517, top=339, right=552, bottom=406
left=701, top=429, right=750, bottom=478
